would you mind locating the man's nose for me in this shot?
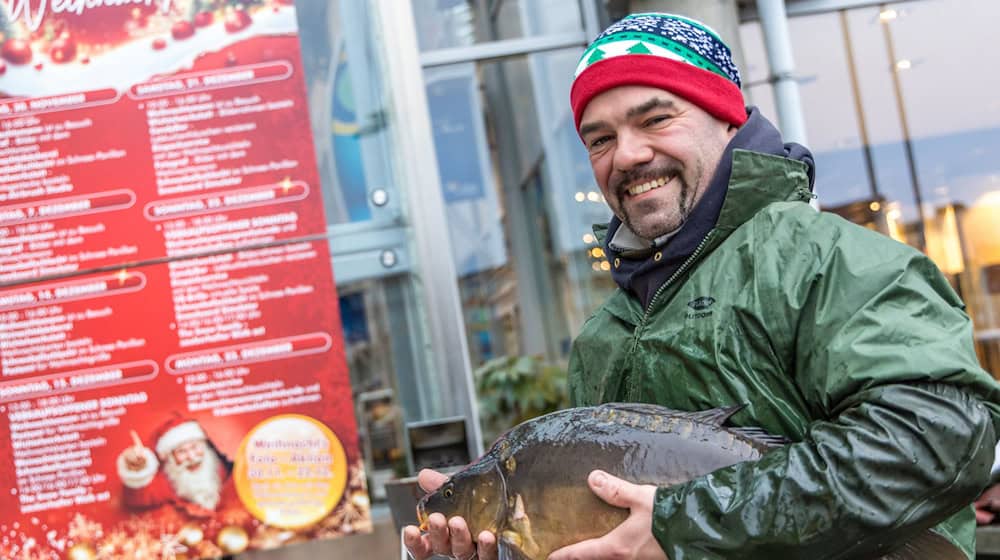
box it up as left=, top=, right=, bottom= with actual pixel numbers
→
left=613, top=130, right=654, bottom=171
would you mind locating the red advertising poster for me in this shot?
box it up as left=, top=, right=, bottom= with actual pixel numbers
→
left=0, top=2, right=370, bottom=559
left=0, top=0, right=328, bottom=283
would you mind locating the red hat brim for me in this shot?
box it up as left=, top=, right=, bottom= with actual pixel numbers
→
left=571, top=56, right=748, bottom=133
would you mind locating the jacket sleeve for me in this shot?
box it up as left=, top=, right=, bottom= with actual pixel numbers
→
left=651, top=218, right=1000, bottom=560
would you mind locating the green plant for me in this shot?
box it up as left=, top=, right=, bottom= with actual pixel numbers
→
left=474, top=355, right=569, bottom=445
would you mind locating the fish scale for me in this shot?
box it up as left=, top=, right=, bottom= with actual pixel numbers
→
left=417, top=403, right=965, bottom=560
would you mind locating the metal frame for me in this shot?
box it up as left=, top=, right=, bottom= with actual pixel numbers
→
left=420, top=31, right=588, bottom=67
left=419, top=0, right=602, bottom=68
left=328, top=221, right=411, bottom=285
left=741, top=0, right=909, bottom=20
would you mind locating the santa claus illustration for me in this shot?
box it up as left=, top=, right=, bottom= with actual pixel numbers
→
left=117, top=414, right=234, bottom=518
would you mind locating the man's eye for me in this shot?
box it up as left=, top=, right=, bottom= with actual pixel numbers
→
left=589, top=136, right=612, bottom=149
left=645, top=115, right=669, bottom=126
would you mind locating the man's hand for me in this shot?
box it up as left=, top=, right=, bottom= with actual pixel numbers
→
left=548, top=470, right=667, bottom=560
left=402, top=469, right=499, bottom=560
left=975, top=484, right=1000, bottom=525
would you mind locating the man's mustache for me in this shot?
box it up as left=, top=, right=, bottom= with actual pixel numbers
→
left=611, top=163, right=683, bottom=197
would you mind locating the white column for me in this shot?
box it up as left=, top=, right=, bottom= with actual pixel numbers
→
left=371, top=0, right=484, bottom=456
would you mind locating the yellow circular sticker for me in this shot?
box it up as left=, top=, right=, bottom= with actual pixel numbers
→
left=233, top=414, right=347, bottom=529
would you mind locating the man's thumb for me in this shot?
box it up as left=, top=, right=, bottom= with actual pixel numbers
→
left=588, top=470, right=636, bottom=508
left=417, top=469, right=447, bottom=493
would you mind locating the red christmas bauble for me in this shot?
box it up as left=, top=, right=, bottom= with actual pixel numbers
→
left=2, top=38, right=33, bottom=65
left=194, top=11, right=214, bottom=27
left=49, top=36, right=77, bottom=63
left=152, top=38, right=167, bottom=50
left=171, top=21, right=195, bottom=40
left=224, top=9, right=252, bottom=33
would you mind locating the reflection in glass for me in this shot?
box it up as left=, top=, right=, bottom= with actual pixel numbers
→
left=411, top=0, right=584, bottom=52
left=296, top=2, right=396, bottom=225
left=424, top=42, right=621, bottom=376
left=741, top=0, right=1000, bottom=378
left=425, top=64, right=508, bottom=279
left=295, top=2, right=434, bottom=503
left=337, top=277, right=425, bottom=500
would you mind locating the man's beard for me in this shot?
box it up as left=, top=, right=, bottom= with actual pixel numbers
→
left=611, top=161, right=696, bottom=240
left=164, top=447, right=223, bottom=511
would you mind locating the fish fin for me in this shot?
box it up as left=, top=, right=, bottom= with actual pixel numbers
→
left=729, top=427, right=791, bottom=449
left=599, top=402, right=682, bottom=416
left=876, top=530, right=966, bottom=560
left=504, top=494, right=540, bottom=558
left=498, top=539, right=533, bottom=560
left=677, top=405, right=747, bottom=425
left=600, top=403, right=747, bottom=426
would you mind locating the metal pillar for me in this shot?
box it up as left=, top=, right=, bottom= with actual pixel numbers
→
left=755, top=0, right=808, bottom=146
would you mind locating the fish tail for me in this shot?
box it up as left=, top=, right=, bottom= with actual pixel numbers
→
left=877, top=530, right=966, bottom=560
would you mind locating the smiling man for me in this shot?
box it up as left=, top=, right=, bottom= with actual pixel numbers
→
left=581, top=89, right=733, bottom=242
left=404, top=12, right=1000, bottom=560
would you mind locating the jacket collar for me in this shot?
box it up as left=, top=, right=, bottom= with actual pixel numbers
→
left=593, top=148, right=814, bottom=325
left=592, top=149, right=812, bottom=246
left=717, top=149, right=813, bottom=231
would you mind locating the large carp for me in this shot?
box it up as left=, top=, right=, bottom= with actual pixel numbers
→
left=416, top=403, right=964, bottom=560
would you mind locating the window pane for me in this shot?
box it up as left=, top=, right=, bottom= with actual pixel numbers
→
left=297, top=2, right=399, bottom=225
left=424, top=45, right=618, bottom=371
left=411, top=0, right=583, bottom=52
left=337, top=276, right=424, bottom=500
left=742, top=0, right=1000, bottom=378
left=880, top=0, right=1000, bottom=375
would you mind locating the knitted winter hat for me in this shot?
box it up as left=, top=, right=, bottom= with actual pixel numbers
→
left=570, top=13, right=747, bottom=131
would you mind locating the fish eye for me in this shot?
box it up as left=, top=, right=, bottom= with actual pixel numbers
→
left=443, top=486, right=454, bottom=499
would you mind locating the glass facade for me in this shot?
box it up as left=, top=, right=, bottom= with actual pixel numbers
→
left=741, top=0, right=1000, bottom=378
left=295, top=1, right=439, bottom=506
left=418, top=6, right=615, bottom=383
left=412, top=0, right=585, bottom=51
left=246, top=1, right=999, bottom=556
left=409, top=0, right=999, bottom=465
left=412, top=4, right=979, bottom=396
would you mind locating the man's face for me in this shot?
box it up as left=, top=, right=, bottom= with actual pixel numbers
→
left=579, top=86, right=737, bottom=239
left=171, top=439, right=207, bottom=472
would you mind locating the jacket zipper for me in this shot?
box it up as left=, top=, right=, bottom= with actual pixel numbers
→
left=624, top=230, right=718, bottom=402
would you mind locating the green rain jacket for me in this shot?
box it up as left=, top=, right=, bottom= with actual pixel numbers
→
left=568, top=149, right=1000, bottom=559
